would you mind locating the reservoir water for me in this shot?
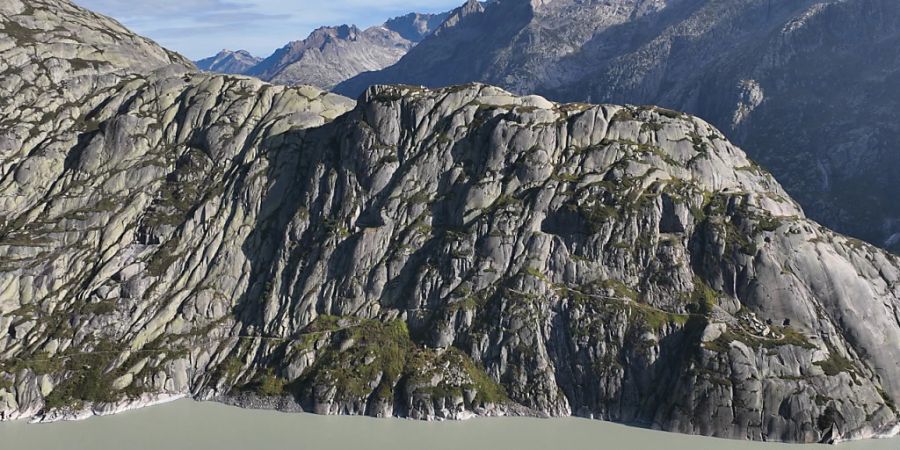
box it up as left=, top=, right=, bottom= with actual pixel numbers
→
left=1, top=400, right=897, bottom=450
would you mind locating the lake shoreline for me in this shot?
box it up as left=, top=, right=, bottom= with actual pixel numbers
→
left=2, top=399, right=899, bottom=450
left=31, top=393, right=188, bottom=424
left=7, top=395, right=900, bottom=447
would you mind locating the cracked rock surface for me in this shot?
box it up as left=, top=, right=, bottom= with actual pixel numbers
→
left=0, top=0, right=899, bottom=444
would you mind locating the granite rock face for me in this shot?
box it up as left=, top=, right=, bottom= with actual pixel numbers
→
left=195, top=50, right=262, bottom=75
left=1, top=0, right=899, bottom=445
left=336, top=0, right=900, bottom=254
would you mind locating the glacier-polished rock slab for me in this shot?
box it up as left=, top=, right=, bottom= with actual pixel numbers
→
left=3, top=1, right=900, bottom=444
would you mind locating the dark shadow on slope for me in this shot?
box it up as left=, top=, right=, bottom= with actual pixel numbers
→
left=547, top=304, right=710, bottom=430
left=334, top=0, right=534, bottom=98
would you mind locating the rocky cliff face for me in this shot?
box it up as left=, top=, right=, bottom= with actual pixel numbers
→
left=337, top=0, right=900, bottom=255
left=195, top=50, right=262, bottom=75
left=1, top=0, right=899, bottom=445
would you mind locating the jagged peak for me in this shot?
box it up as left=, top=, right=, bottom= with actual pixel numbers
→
left=435, top=0, right=488, bottom=34
left=383, top=10, right=451, bottom=42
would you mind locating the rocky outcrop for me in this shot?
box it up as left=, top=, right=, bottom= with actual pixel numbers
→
left=195, top=50, right=262, bottom=75
left=336, top=0, right=900, bottom=255
left=1, top=0, right=899, bottom=445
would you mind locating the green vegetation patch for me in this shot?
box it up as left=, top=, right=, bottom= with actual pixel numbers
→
left=706, top=326, right=816, bottom=354
left=81, top=300, right=117, bottom=316
left=241, top=368, right=287, bottom=397
left=524, top=266, right=549, bottom=283
left=756, top=213, right=783, bottom=233
left=447, top=289, right=490, bottom=315
left=143, top=149, right=215, bottom=229
left=815, top=352, right=855, bottom=376
left=685, top=277, right=718, bottom=316
left=42, top=340, right=128, bottom=410
left=0, top=351, right=64, bottom=375
left=146, top=239, right=180, bottom=277
left=290, top=316, right=508, bottom=409
left=293, top=319, right=413, bottom=400
left=641, top=121, right=664, bottom=133
left=406, top=348, right=507, bottom=406
left=612, top=108, right=635, bottom=122
left=560, top=283, right=689, bottom=334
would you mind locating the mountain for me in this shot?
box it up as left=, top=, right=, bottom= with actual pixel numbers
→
left=2, top=0, right=900, bottom=444
left=246, top=25, right=413, bottom=90
left=334, top=0, right=635, bottom=95
left=195, top=50, right=262, bottom=75
left=244, top=11, right=449, bottom=90
left=336, top=0, right=900, bottom=255
left=384, top=11, right=451, bottom=42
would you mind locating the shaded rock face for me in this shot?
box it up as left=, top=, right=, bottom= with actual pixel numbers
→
left=336, top=0, right=669, bottom=96
left=195, top=50, right=262, bottom=75
left=336, top=0, right=900, bottom=255
left=1, top=0, right=900, bottom=445
left=384, top=11, right=451, bottom=42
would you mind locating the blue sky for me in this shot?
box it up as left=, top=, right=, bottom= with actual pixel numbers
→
left=73, top=0, right=462, bottom=60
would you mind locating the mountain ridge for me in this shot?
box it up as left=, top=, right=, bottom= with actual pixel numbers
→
left=336, top=0, right=900, bottom=254
left=195, top=49, right=262, bottom=75
left=196, top=10, right=450, bottom=89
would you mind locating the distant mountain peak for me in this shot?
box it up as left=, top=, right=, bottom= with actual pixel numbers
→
left=195, top=49, right=261, bottom=75
left=438, top=0, right=488, bottom=32
left=239, top=10, right=452, bottom=90
left=385, top=11, right=451, bottom=42
left=192, top=6, right=454, bottom=90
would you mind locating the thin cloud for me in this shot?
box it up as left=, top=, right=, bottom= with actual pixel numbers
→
left=76, top=0, right=251, bottom=19
left=72, top=0, right=463, bottom=59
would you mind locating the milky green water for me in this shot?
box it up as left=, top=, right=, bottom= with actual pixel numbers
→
left=0, top=400, right=897, bottom=450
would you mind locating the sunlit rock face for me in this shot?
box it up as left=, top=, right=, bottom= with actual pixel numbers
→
left=0, top=0, right=899, bottom=445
